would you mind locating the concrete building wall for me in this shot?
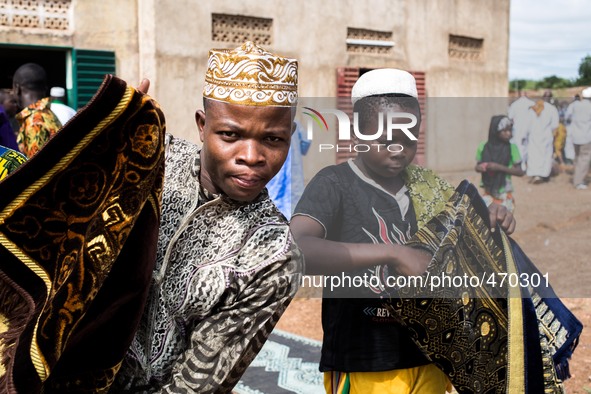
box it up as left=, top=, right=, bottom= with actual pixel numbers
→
left=405, top=0, right=510, bottom=171
left=72, top=0, right=140, bottom=81
left=0, top=0, right=510, bottom=174
left=0, top=0, right=140, bottom=85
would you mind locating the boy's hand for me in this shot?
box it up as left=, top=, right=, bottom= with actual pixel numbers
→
left=475, top=162, right=488, bottom=172
left=488, top=203, right=516, bottom=234
left=137, top=79, right=150, bottom=94
left=484, top=162, right=501, bottom=171
left=389, top=244, right=432, bottom=277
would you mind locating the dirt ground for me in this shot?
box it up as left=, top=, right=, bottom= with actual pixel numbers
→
left=276, top=168, right=591, bottom=393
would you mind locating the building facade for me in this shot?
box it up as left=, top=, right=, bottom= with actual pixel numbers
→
left=0, top=0, right=510, bottom=174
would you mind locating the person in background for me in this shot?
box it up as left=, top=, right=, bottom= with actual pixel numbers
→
left=12, top=63, right=62, bottom=157
left=475, top=115, right=525, bottom=212
left=267, top=120, right=311, bottom=219
left=49, top=86, right=77, bottom=125
left=553, top=115, right=567, bottom=167
left=508, top=90, right=534, bottom=170
left=0, top=88, right=19, bottom=150
left=563, top=94, right=580, bottom=166
left=565, top=87, right=591, bottom=190
left=524, top=90, right=559, bottom=184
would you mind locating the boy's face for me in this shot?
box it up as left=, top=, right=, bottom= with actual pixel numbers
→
left=498, top=127, right=512, bottom=143
left=356, top=103, right=420, bottom=180
left=196, top=99, right=294, bottom=201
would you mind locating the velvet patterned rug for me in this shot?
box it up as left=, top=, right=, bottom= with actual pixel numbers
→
left=0, top=75, right=165, bottom=393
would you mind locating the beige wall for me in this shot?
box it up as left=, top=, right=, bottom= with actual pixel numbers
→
left=72, top=0, right=140, bottom=82
left=0, top=0, right=140, bottom=96
left=0, top=0, right=510, bottom=173
left=405, top=0, right=510, bottom=171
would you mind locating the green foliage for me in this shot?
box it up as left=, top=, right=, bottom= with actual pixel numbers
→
left=534, top=75, right=575, bottom=89
left=510, top=54, right=591, bottom=92
left=508, top=79, right=536, bottom=92
left=509, top=76, right=576, bottom=91
left=577, top=54, right=591, bottom=85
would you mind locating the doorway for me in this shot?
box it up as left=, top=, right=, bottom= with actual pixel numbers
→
left=0, top=44, right=70, bottom=105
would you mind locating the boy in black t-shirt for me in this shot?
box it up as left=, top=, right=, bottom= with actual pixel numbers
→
left=290, top=69, right=516, bottom=393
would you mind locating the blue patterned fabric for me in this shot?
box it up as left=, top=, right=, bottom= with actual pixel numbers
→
left=267, top=121, right=310, bottom=219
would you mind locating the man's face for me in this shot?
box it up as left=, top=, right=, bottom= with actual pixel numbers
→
left=356, top=103, right=420, bottom=180
left=2, top=92, right=19, bottom=117
left=543, top=92, right=553, bottom=103
left=12, top=81, right=23, bottom=109
left=196, top=100, right=294, bottom=201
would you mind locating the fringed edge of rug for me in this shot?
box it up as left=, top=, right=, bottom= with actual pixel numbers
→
left=554, top=334, right=580, bottom=381
left=0, top=269, right=36, bottom=393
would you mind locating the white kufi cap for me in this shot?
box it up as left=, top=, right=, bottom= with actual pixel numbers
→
left=351, top=68, right=418, bottom=105
left=50, top=87, right=66, bottom=98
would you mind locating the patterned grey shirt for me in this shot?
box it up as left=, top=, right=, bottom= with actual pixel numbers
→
left=114, top=135, right=302, bottom=393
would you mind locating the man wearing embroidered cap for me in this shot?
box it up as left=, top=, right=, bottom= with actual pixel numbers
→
left=114, top=41, right=302, bottom=393
left=291, top=68, right=516, bottom=393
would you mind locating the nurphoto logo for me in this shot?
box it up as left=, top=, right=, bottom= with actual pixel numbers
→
left=302, top=107, right=417, bottom=153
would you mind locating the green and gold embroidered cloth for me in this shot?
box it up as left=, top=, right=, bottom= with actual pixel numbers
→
left=0, top=75, right=165, bottom=393
left=0, top=146, right=26, bottom=180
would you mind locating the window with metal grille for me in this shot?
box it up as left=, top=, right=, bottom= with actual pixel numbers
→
left=346, top=28, right=394, bottom=55
left=448, top=34, right=484, bottom=61
left=211, top=13, right=272, bottom=46
left=0, top=0, right=72, bottom=31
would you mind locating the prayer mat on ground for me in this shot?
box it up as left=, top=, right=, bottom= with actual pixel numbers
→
left=0, top=75, right=165, bottom=393
left=235, top=329, right=324, bottom=394
left=384, top=180, right=582, bottom=394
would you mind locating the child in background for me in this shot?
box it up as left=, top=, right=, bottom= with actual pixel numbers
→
left=475, top=115, right=525, bottom=212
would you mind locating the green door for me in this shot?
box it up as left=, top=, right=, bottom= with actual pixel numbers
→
left=71, top=49, right=116, bottom=109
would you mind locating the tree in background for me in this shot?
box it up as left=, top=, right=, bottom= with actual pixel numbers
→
left=535, top=75, right=574, bottom=89
left=508, top=79, right=536, bottom=92
left=509, top=54, right=591, bottom=92
left=577, top=55, right=591, bottom=85
left=509, top=76, right=573, bottom=92
left=510, top=79, right=529, bottom=91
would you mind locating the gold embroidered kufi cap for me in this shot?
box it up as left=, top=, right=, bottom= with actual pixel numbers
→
left=203, top=41, right=298, bottom=107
